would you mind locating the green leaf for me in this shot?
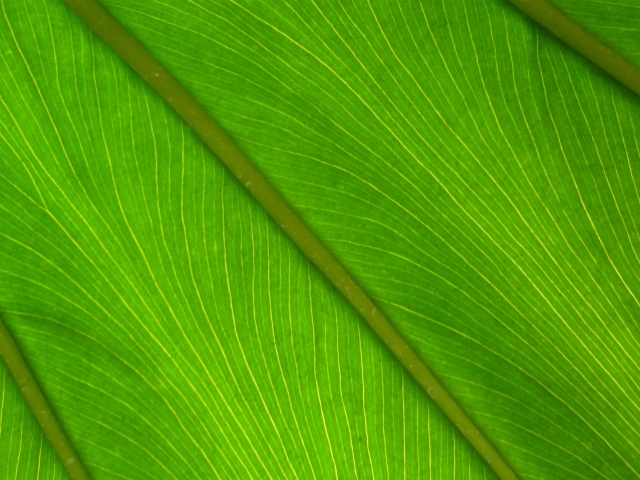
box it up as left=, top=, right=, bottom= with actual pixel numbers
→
left=1, top=0, right=639, bottom=479
left=550, top=0, right=640, bottom=68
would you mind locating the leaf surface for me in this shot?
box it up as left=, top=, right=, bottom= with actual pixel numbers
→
left=1, top=0, right=639, bottom=479
left=550, top=0, right=640, bottom=67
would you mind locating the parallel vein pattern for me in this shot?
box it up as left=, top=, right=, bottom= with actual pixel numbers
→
left=102, top=0, right=640, bottom=478
left=1, top=0, right=640, bottom=478
left=0, top=0, right=494, bottom=478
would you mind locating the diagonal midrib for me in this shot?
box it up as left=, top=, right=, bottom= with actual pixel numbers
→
left=506, top=0, right=640, bottom=97
left=0, top=314, right=90, bottom=480
left=40, top=0, right=520, bottom=479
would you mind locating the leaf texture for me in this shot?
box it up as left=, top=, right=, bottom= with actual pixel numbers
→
left=1, top=0, right=640, bottom=479
left=550, top=0, right=640, bottom=67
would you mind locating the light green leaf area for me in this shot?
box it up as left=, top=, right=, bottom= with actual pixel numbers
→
left=1, top=1, right=640, bottom=480
left=550, top=0, right=640, bottom=67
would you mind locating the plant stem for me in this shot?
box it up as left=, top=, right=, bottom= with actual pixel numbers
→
left=0, top=315, right=90, bottom=480
left=56, top=0, right=520, bottom=478
left=506, top=0, right=640, bottom=96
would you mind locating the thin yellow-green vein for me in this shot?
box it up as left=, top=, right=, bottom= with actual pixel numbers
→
left=56, top=0, right=519, bottom=478
left=0, top=314, right=90, bottom=480
left=506, top=0, right=640, bottom=96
